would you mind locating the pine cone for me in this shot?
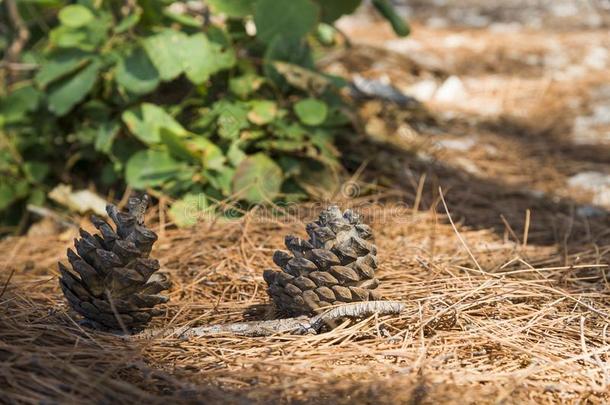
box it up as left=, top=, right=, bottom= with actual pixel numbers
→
left=58, top=195, right=170, bottom=330
left=263, top=206, right=380, bottom=316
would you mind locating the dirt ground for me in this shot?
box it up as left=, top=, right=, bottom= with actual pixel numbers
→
left=2, top=2, right=610, bottom=404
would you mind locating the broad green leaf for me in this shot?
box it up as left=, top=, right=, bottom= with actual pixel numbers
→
left=95, top=120, right=120, bottom=153
left=116, top=47, right=160, bottom=95
left=247, top=100, right=277, bottom=125
left=0, top=85, right=41, bottom=124
left=35, top=49, right=92, bottom=89
left=47, top=59, right=101, bottom=116
left=190, top=138, right=225, bottom=170
left=159, top=127, right=196, bottom=162
left=23, top=161, right=49, bottom=183
left=0, top=183, right=16, bottom=211
left=50, top=13, right=111, bottom=50
left=227, top=141, right=246, bottom=166
left=229, top=74, right=264, bottom=99
left=181, top=33, right=236, bottom=85
left=122, top=103, right=185, bottom=144
left=207, top=0, right=255, bottom=17
left=273, top=120, right=307, bottom=140
left=49, top=25, right=89, bottom=48
left=58, top=5, right=94, bottom=28
left=254, top=0, right=319, bottom=44
left=216, top=102, right=249, bottom=139
left=125, top=149, right=184, bottom=189
left=294, top=98, right=328, bottom=126
left=160, top=128, right=226, bottom=170
left=232, top=153, right=283, bottom=203
left=143, top=29, right=188, bottom=81
left=207, top=167, right=234, bottom=195
left=28, top=188, right=46, bottom=206
left=0, top=180, right=29, bottom=210
left=313, top=0, right=362, bottom=23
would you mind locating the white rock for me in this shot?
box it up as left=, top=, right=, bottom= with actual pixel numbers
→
left=434, top=76, right=467, bottom=103
left=551, top=2, right=579, bottom=17
left=576, top=205, right=607, bottom=219
left=567, top=171, right=610, bottom=207
left=407, top=79, right=438, bottom=102
left=584, top=46, right=608, bottom=70
left=436, top=137, right=477, bottom=152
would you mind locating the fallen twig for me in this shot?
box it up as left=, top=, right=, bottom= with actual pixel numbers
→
left=134, top=301, right=405, bottom=339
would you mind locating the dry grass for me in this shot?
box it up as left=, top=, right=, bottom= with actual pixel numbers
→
left=1, top=198, right=609, bottom=404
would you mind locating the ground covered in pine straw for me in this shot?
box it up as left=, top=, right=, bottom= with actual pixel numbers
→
left=1, top=195, right=609, bottom=404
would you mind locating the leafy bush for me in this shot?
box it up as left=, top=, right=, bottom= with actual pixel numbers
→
left=0, top=0, right=408, bottom=228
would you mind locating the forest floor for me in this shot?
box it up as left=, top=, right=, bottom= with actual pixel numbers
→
left=2, top=3, right=610, bottom=404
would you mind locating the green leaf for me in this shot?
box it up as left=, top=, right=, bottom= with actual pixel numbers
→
left=163, top=9, right=203, bottom=27
left=181, top=33, right=236, bottom=85
left=159, top=127, right=196, bottom=162
left=227, top=141, right=246, bottom=166
left=122, top=103, right=185, bottom=144
left=169, top=193, right=209, bottom=227
left=50, top=13, right=111, bottom=50
left=114, top=9, right=142, bottom=33
left=247, top=100, right=277, bottom=125
left=229, top=74, right=264, bottom=99
left=35, top=49, right=92, bottom=89
left=47, top=59, right=101, bottom=116
left=313, top=0, right=362, bottom=23
left=143, top=29, right=188, bottom=81
left=263, top=36, right=313, bottom=86
left=116, top=47, right=160, bottom=95
left=294, top=98, right=328, bottom=126
left=0, top=183, right=16, bottom=211
left=125, top=149, right=184, bottom=189
left=0, top=180, right=29, bottom=211
left=316, top=23, right=336, bottom=45
left=49, top=26, right=89, bottom=48
left=232, top=153, right=283, bottom=203
left=23, top=161, right=49, bottom=183
left=160, top=128, right=226, bottom=170
left=216, top=102, right=249, bottom=139
left=207, top=167, right=234, bottom=196
left=95, top=120, right=120, bottom=153
left=207, top=0, right=255, bottom=17
left=58, top=5, right=94, bottom=28
left=372, top=0, right=410, bottom=37
left=0, top=85, right=41, bottom=124
left=190, top=138, right=225, bottom=170
left=254, top=0, right=319, bottom=44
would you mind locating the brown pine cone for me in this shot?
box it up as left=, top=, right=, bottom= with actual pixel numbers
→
left=58, top=195, right=170, bottom=330
left=263, top=206, right=380, bottom=316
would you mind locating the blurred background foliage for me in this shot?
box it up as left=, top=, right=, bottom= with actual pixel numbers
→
left=0, top=0, right=408, bottom=231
